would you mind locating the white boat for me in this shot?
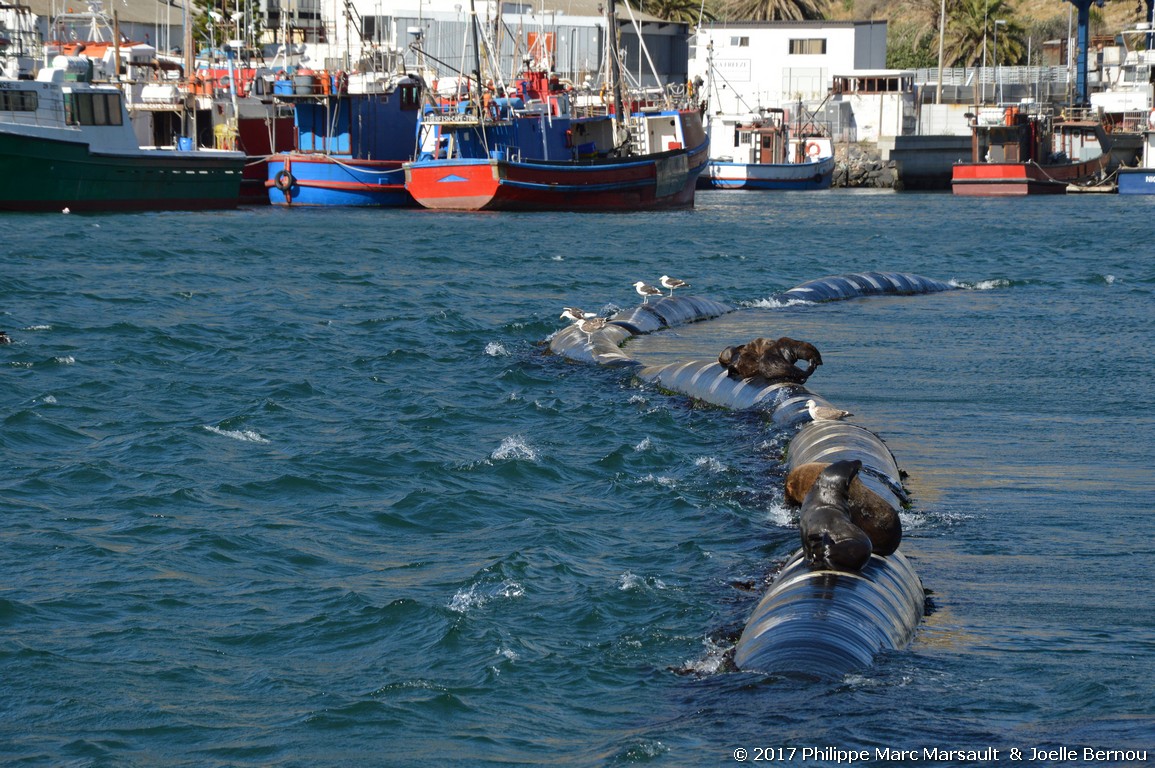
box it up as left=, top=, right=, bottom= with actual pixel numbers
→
left=698, top=110, right=834, bottom=190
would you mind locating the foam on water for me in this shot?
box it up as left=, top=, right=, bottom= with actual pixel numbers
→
left=448, top=580, right=525, bottom=613
left=202, top=425, right=271, bottom=444
left=490, top=435, right=538, bottom=462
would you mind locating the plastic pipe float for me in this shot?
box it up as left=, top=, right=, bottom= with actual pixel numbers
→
left=775, top=271, right=954, bottom=304
left=549, top=295, right=732, bottom=366
left=548, top=275, right=947, bottom=677
left=732, top=548, right=925, bottom=676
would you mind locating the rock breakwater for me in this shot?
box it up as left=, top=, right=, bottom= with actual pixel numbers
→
left=833, top=143, right=899, bottom=189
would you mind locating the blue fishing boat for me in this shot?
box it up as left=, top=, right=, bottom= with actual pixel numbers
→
left=266, top=72, right=424, bottom=206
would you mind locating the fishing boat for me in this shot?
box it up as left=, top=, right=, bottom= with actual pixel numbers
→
left=38, top=1, right=293, bottom=207
left=1117, top=120, right=1155, bottom=193
left=951, top=105, right=1109, bottom=196
left=266, top=70, right=424, bottom=207
left=698, top=109, right=834, bottom=190
left=186, top=47, right=296, bottom=205
left=0, top=55, right=245, bottom=212
left=402, top=0, right=708, bottom=212
left=1096, top=18, right=1155, bottom=193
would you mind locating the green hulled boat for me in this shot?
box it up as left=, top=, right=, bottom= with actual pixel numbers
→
left=0, top=56, right=245, bottom=212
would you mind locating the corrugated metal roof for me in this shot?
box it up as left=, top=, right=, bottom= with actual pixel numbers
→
left=12, top=0, right=669, bottom=29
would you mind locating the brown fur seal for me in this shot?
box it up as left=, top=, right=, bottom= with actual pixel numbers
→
left=798, top=459, right=873, bottom=572
left=718, top=336, right=822, bottom=383
left=788, top=461, right=902, bottom=556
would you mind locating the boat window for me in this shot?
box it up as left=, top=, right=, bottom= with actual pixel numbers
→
left=104, top=94, right=123, bottom=125
left=400, top=84, right=421, bottom=110
left=730, top=36, right=749, bottom=47
left=789, top=38, right=827, bottom=55
left=74, top=93, right=94, bottom=125
left=92, top=92, right=108, bottom=125
left=0, top=89, right=38, bottom=112
left=63, top=92, right=124, bottom=126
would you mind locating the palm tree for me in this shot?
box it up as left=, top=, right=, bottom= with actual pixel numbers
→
left=722, top=0, right=830, bottom=22
left=942, top=0, right=1024, bottom=67
left=641, top=0, right=718, bottom=24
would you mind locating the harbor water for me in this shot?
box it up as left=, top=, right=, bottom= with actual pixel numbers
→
left=2, top=192, right=1153, bottom=766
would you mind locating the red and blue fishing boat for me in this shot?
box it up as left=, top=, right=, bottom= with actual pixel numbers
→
left=266, top=71, right=424, bottom=207
left=402, top=0, right=707, bottom=212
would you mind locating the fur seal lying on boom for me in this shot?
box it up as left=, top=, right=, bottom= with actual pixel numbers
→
left=799, top=459, right=874, bottom=572
left=787, top=461, right=902, bottom=556
left=718, top=337, right=823, bottom=384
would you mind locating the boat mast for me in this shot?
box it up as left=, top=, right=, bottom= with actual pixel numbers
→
left=605, top=0, right=629, bottom=150
left=468, top=0, right=483, bottom=120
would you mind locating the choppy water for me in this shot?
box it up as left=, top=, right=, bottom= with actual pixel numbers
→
left=2, top=192, right=1153, bottom=766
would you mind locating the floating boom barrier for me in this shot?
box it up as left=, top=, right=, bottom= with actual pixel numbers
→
left=775, top=272, right=954, bottom=304
left=548, top=273, right=954, bottom=677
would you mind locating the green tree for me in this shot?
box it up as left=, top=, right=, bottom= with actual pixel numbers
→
left=942, top=0, right=1025, bottom=67
left=641, top=0, right=718, bottom=24
left=722, top=0, right=830, bottom=22
left=887, top=20, right=939, bottom=68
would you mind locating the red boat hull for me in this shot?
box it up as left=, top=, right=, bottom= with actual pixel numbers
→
left=405, top=141, right=708, bottom=211
left=951, top=156, right=1107, bottom=196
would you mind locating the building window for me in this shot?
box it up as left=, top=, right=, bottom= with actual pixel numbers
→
left=789, top=38, right=827, bottom=55
left=831, top=75, right=911, bottom=94
left=730, top=36, right=749, bottom=47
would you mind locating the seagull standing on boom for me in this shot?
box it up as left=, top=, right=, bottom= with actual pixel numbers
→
left=659, top=275, right=689, bottom=295
left=806, top=399, right=853, bottom=421
left=633, top=281, right=662, bottom=303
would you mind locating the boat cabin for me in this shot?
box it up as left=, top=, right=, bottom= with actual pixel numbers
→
left=967, top=105, right=1105, bottom=166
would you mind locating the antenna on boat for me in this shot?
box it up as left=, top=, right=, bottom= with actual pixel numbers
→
left=604, top=0, right=629, bottom=151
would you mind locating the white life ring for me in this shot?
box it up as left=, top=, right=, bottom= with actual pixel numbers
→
left=1148, top=109, right=1155, bottom=129
left=806, top=141, right=822, bottom=158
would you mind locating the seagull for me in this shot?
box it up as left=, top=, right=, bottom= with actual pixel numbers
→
left=576, top=317, right=608, bottom=337
left=633, top=281, right=662, bottom=303
left=560, top=307, right=594, bottom=324
left=659, top=275, right=689, bottom=295
left=806, top=399, right=852, bottom=421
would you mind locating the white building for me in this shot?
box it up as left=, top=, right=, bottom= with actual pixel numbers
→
left=689, top=20, right=920, bottom=144
left=689, top=21, right=886, bottom=112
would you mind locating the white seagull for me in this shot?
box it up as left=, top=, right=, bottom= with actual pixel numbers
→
left=576, top=317, right=608, bottom=337
left=560, top=307, right=595, bottom=324
left=806, top=399, right=853, bottom=421
left=633, top=281, right=663, bottom=303
left=659, top=275, right=689, bottom=295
